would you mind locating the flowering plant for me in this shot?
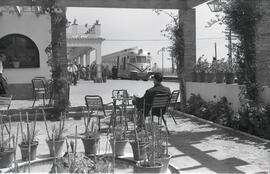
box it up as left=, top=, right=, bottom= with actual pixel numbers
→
left=194, top=55, right=209, bottom=73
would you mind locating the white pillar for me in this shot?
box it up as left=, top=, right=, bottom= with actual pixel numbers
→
left=86, top=50, right=91, bottom=66
left=95, top=46, right=102, bottom=80
left=83, top=53, right=86, bottom=67
left=80, top=55, right=84, bottom=66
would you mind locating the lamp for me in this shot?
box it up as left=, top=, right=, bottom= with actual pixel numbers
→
left=207, top=0, right=223, bottom=12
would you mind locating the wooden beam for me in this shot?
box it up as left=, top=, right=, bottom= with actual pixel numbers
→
left=56, top=0, right=187, bottom=9
left=13, top=6, right=21, bottom=16
left=186, top=0, right=209, bottom=8
left=0, top=0, right=207, bottom=9
left=0, top=0, right=44, bottom=6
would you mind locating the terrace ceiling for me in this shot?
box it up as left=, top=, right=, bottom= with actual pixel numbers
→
left=0, top=0, right=209, bottom=9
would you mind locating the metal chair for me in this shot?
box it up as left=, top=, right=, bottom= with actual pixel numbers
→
left=149, top=93, right=171, bottom=134
left=111, top=89, right=130, bottom=130
left=0, top=95, right=12, bottom=134
left=85, top=95, right=107, bottom=131
left=167, top=90, right=180, bottom=124
left=32, top=78, right=47, bottom=107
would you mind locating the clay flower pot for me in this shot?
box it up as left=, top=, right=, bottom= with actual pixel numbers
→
left=81, top=137, right=100, bottom=155
left=109, top=139, right=128, bottom=156
left=46, top=138, right=65, bottom=157
left=0, top=148, right=15, bottom=168
left=19, top=141, right=39, bottom=161
left=134, top=161, right=163, bottom=173
left=130, top=141, right=148, bottom=161
left=156, top=154, right=172, bottom=173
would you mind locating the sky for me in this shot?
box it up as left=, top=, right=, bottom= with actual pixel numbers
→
left=66, top=2, right=227, bottom=68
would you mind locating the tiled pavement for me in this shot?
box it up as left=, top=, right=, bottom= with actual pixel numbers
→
left=8, top=80, right=270, bottom=173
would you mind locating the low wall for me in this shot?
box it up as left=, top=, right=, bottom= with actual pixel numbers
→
left=186, top=82, right=270, bottom=112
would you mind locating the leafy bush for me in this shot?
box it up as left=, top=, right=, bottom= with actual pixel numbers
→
left=184, top=94, right=270, bottom=140
left=236, top=101, right=270, bottom=139
left=185, top=93, right=207, bottom=116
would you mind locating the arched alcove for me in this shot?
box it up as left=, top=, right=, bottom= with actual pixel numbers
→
left=0, top=34, right=40, bottom=68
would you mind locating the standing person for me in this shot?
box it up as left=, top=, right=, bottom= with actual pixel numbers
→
left=132, top=72, right=171, bottom=126
left=85, top=65, right=91, bottom=80
left=112, top=65, right=118, bottom=79
left=0, top=53, right=9, bottom=96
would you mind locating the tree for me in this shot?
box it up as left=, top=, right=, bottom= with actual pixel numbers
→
left=154, top=10, right=187, bottom=109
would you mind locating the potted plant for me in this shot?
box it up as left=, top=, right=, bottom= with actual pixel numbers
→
left=129, top=112, right=149, bottom=161
left=134, top=123, right=163, bottom=173
left=12, top=57, right=20, bottom=68
left=212, top=58, right=226, bottom=83
left=154, top=124, right=172, bottom=173
left=43, top=110, right=67, bottom=157
left=224, top=61, right=235, bottom=84
left=18, top=112, right=39, bottom=161
left=0, top=116, right=15, bottom=169
left=196, top=55, right=209, bottom=82
left=109, top=124, right=128, bottom=157
left=206, top=63, right=215, bottom=83
left=81, top=114, right=100, bottom=156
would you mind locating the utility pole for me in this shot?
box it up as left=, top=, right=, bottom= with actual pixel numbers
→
left=158, top=47, right=165, bottom=75
left=214, top=42, right=217, bottom=60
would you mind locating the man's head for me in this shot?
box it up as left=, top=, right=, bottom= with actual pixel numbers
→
left=152, top=72, right=163, bottom=85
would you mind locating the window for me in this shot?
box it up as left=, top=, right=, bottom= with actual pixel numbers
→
left=129, top=56, right=136, bottom=63
left=0, top=34, right=40, bottom=68
left=136, top=56, right=146, bottom=63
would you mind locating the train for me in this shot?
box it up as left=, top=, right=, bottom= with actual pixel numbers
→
left=102, top=47, right=152, bottom=81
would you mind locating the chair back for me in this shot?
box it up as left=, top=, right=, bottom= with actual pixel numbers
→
left=112, top=89, right=129, bottom=104
left=85, top=95, right=106, bottom=116
left=32, top=78, right=46, bottom=92
left=169, top=90, right=180, bottom=108
left=151, top=93, right=171, bottom=109
left=0, top=95, right=12, bottom=110
left=112, top=89, right=128, bottom=99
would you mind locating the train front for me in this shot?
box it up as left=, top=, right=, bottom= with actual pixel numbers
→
left=128, top=49, right=152, bottom=81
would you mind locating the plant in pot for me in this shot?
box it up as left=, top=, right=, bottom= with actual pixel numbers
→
left=153, top=124, right=171, bottom=173
left=212, top=58, right=226, bottom=83
left=19, top=112, right=39, bottom=161
left=134, top=122, right=163, bottom=173
left=129, top=112, right=149, bottom=161
left=196, top=55, right=209, bottom=82
left=12, top=57, right=20, bottom=68
left=0, top=116, right=16, bottom=169
left=206, top=63, right=215, bottom=83
left=43, top=110, right=67, bottom=157
left=224, top=61, right=236, bottom=84
left=109, top=124, right=128, bottom=157
left=81, top=115, right=100, bottom=156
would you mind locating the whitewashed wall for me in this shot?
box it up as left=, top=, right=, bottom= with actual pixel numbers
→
left=0, top=12, right=51, bottom=84
left=186, top=82, right=270, bottom=112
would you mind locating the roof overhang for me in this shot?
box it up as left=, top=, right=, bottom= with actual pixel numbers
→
left=0, top=0, right=209, bottom=9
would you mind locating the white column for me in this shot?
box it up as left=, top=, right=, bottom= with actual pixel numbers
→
left=80, top=55, right=84, bottom=66
left=83, top=53, right=86, bottom=66
left=95, top=46, right=102, bottom=79
left=86, top=50, right=91, bottom=66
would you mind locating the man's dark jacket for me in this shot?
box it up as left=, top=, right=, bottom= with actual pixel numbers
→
left=135, top=83, right=171, bottom=117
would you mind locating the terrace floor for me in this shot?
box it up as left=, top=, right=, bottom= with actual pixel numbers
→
left=6, top=80, right=270, bottom=173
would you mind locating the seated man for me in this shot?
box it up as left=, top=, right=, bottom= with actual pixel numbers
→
left=133, top=72, right=171, bottom=125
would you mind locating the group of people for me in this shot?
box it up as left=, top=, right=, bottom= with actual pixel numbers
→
left=67, top=62, right=111, bottom=85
